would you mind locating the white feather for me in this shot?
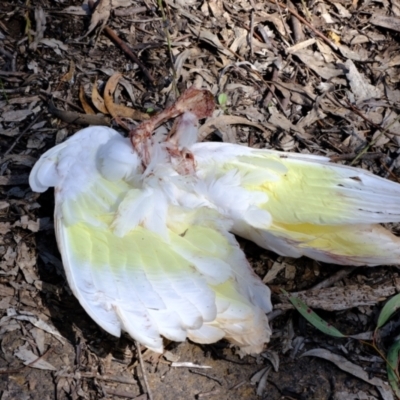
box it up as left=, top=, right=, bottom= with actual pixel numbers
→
left=31, top=116, right=400, bottom=356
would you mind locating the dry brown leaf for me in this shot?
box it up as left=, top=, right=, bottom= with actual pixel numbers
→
left=297, top=105, right=327, bottom=129
left=79, top=86, right=96, bottom=115
left=286, top=38, right=316, bottom=54
left=263, top=259, right=292, bottom=283
left=198, top=115, right=269, bottom=141
left=370, top=14, right=400, bottom=32
left=164, top=0, right=202, bottom=23
left=335, top=391, right=379, bottom=400
left=207, top=0, right=224, bottom=17
left=301, top=349, right=394, bottom=400
left=85, top=0, right=112, bottom=37
left=344, top=59, right=382, bottom=102
left=0, top=284, right=15, bottom=297
left=16, top=242, right=38, bottom=284
left=29, top=7, right=46, bottom=51
left=31, top=327, right=45, bottom=354
left=1, top=109, right=33, bottom=122
left=316, top=39, right=335, bottom=63
left=0, top=222, right=11, bottom=235
left=39, top=38, right=68, bottom=55
left=13, top=312, right=65, bottom=344
left=14, top=344, right=56, bottom=371
left=60, top=60, right=75, bottom=83
left=103, top=73, right=149, bottom=121
left=333, top=3, right=352, bottom=18
left=61, top=5, right=88, bottom=15
left=337, top=44, right=368, bottom=61
left=174, top=48, right=201, bottom=81
left=268, top=111, right=312, bottom=140
left=293, top=49, right=343, bottom=80
left=276, top=279, right=400, bottom=311
left=229, top=27, right=248, bottom=54
left=189, top=27, right=232, bottom=57
left=91, top=81, right=109, bottom=114
left=258, top=12, right=290, bottom=37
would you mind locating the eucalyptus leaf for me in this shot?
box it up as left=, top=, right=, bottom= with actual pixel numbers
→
left=287, top=294, right=346, bottom=338
left=377, top=293, right=400, bottom=329
left=386, top=339, right=400, bottom=398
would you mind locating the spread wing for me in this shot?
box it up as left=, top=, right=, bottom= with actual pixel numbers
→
left=29, top=126, right=271, bottom=354
left=193, top=142, right=400, bottom=266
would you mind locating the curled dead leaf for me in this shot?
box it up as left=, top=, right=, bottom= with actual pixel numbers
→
left=198, top=115, right=269, bottom=141
left=79, top=86, right=96, bottom=115
left=302, top=349, right=394, bottom=400
left=104, top=73, right=149, bottom=121
left=92, top=81, right=109, bottom=114
left=60, top=60, right=75, bottom=83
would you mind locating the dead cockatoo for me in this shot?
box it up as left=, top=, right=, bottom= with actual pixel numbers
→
left=30, top=88, right=400, bottom=354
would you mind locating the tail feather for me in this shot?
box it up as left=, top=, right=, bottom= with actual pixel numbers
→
left=237, top=222, right=400, bottom=266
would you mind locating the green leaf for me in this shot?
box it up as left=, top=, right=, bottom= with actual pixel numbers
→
left=377, top=293, right=400, bottom=329
left=387, top=339, right=400, bottom=398
left=218, top=93, right=228, bottom=108
left=286, top=292, right=346, bottom=338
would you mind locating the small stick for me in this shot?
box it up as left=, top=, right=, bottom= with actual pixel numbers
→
left=1, top=110, right=44, bottom=159
left=263, top=67, right=279, bottom=107
left=344, top=99, right=400, bottom=136
left=101, top=385, right=142, bottom=399
left=311, top=267, right=356, bottom=290
left=329, top=152, right=384, bottom=162
left=157, top=0, right=179, bottom=97
left=229, top=380, right=248, bottom=390
left=342, top=100, right=400, bottom=165
left=114, top=6, right=147, bottom=16
left=269, top=0, right=338, bottom=51
left=189, top=369, right=224, bottom=385
left=249, top=10, right=255, bottom=59
left=380, top=157, right=400, bottom=182
left=103, top=26, right=155, bottom=85
left=288, top=0, right=304, bottom=42
left=57, top=371, right=137, bottom=385
left=229, top=15, right=267, bottom=44
left=276, top=0, right=293, bottom=44
left=267, top=309, right=285, bottom=322
left=135, top=341, right=154, bottom=400
left=0, top=46, right=14, bottom=60
left=197, top=388, right=221, bottom=398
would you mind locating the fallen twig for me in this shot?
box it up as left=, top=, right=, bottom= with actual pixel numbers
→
left=263, top=67, right=279, bottom=108
left=329, top=152, right=384, bottom=162
left=342, top=99, right=400, bottom=165
left=311, top=267, right=356, bottom=290
left=197, top=388, right=221, bottom=398
left=104, top=26, right=155, bottom=85
left=1, top=110, right=44, bottom=159
left=189, top=369, right=224, bottom=385
left=135, top=341, right=154, bottom=400
left=47, top=98, right=110, bottom=126
left=268, top=0, right=338, bottom=51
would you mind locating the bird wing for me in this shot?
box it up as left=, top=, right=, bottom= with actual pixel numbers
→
left=29, top=126, right=271, bottom=354
left=193, top=142, right=400, bottom=265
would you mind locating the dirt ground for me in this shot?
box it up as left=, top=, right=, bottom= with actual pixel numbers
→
left=1, top=0, right=400, bottom=399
